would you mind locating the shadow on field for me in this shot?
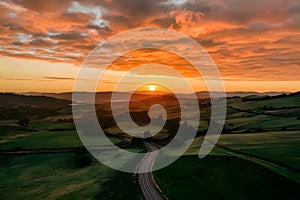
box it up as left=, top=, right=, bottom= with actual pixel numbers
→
left=155, top=155, right=300, bottom=200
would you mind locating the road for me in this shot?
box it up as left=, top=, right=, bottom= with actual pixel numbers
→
left=136, top=142, right=166, bottom=200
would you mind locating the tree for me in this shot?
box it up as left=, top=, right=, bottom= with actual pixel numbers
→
left=18, top=117, right=29, bottom=127
left=75, top=151, right=92, bottom=168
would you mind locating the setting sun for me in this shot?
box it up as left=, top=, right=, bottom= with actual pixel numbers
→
left=149, top=85, right=156, bottom=92
left=136, top=84, right=170, bottom=93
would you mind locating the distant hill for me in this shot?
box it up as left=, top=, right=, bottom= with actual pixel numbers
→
left=22, top=92, right=166, bottom=104
left=0, top=93, right=71, bottom=109
left=21, top=91, right=289, bottom=102
left=194, top=91, right=289, bottom=99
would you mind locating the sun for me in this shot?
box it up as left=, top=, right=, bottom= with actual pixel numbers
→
left=149, top=85, right=156, bottom=92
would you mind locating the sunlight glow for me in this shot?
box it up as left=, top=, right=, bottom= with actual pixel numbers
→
left=149, top=85, right=156, bottom=92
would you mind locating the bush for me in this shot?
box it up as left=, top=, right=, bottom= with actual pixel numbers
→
left=17, top=117, right=29, bottom=127
left=75, top=152, right=92, bottom=168
left=281, top=127, right=287, bottom=131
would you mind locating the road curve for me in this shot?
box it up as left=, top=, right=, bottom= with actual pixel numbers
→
left=136, top=142, right=166, bottom=200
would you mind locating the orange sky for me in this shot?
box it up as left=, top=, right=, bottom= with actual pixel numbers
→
left=0, top=0, right=300, bottom=93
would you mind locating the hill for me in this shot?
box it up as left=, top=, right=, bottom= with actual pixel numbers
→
left=0, top=93, right=71, bottom=109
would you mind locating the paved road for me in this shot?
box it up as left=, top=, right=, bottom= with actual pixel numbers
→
left=136, top=142, right=166, bottom=200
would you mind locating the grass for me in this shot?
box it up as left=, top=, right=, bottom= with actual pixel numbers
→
left=184, top=137, right=230, bottom=156
left=27, top=121, right=75, bottom=131
left=0, top=119, right=123, bottom=150
left=225, top=114, right=269, bottom=127
left=216, top=131, right=300, bottom=171
left=0, top=130, right=83, bottom=150
left=185, top=131, right=300, bottom=181
left=0, top=130, right=123, bottom=150
left=224, top=105, right=300, bottom=133
left=231, top=95, right=300, bottom=110
left=0, top=153, right=140, bottom=200
left=223, top=94, right=300, bottom=133
left=1, top=94, right=299, bottom=199
left=0, top=125, right=33, bottom=133
left=42, top=114, right=73, bottom=122
left=224, top=115, right=300, bottom=133
left=240, top=117, right=300, bottom=130
left=0, top=124, right=36, bottom=144
left=155, top=155, right=300, bottom=200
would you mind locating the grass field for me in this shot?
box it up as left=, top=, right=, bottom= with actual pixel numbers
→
left=0, top=120, right=123, bottom=150
left=0, top=116, right=141, bottom=199
left=155, top=94, right=300, bottom=199
left=0, top=153, right=140, bottom=200
left=184, top=131, right=300, bottom=181
left=155, top=155, right=300, bottom=200
left=231, top=95, right=300, bottom=110
left=0, top=130, right=83, bottom=150
left=223, top=94, right=300, bottom=133
left=1, top=93, right=299, bottom=199
left=28, top=121, right=75, bottom=131
left=216, top=131, right=300, bottom=171
left=224, top=114, right=300, bottom=133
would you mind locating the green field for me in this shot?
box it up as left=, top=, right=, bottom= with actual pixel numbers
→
left=0, top=130, right=82, bottom=150
left=155, top=129, right=300, bottom=199
left=0, top=116, right=141, bottom=200
left=231, top=95, right=300, bottom=110
left=28, top=121, right=75, bottom=131
left=216, top=131, right=300, bottom=171
left=0, top=153, right=139, bottom=200
left=1, top=92, right=300, bottom=199
left=222, top=94, right=300, bottom=133
left=0, top=120, right=122, bottom=150
left=155, top=155, right=300, bottom=200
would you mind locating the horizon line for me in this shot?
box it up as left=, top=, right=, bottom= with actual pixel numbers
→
left=1, top=90, right=295, bottom=95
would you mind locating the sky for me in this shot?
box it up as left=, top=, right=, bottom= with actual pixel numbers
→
left=0, top=0, right=300, bottom=93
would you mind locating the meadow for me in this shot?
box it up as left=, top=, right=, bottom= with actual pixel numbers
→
left=0, top=153, right=139, bottom=200
left=0, top=92, right=299, bottom=199
left=153, top=93, right=300, bottom=199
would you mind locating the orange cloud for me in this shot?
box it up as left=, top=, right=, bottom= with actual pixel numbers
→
left=0, top=0, right=299, bottom=92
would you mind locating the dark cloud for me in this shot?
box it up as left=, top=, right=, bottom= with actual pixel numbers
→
left=50, top=31, right=84, bottom=40
left=29, top=39, right=54, bottom=47
left=0, top=77, right=33, bottom=81
left=74, top=44, right=97, bottom=51
left=11, top=41, right=24, bottom=46
left=11, top=0, right=72, bottom=12
left=196, top=39, right=224, bottom=47
left=60, top=12, right=92, bottom=23
left=1, top=23, right=30, bottom=34
left=43, top=76, right=74, bottom=80
left=151, top=16, right=176, bottom=28
left=100, top=0, right=168, bottom=20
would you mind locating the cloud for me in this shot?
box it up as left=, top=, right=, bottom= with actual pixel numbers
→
left=0, top=0, right=299, bottom=81
left=100, top=0, right=167, bottom=21
left=43, top=76, right=74, bottom=80
left=10, top=0, right=72, bottom=13
left=29, top=39, right=55, bottom=47
left=50, top=31, right=83, bottom=40
left=0, top=77, right=33, bottom=81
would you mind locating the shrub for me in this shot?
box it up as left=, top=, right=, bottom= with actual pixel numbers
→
left=75, top=152, right=92, bottom=168
left=17, top=117, right=29, bottom=127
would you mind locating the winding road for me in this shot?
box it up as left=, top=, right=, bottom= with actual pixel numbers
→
left=136, top=142, right=166, bottom=200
